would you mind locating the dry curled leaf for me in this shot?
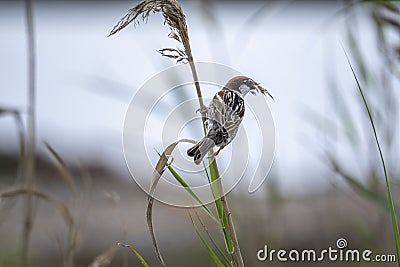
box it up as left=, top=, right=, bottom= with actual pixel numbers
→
left=147, top=139, right=195, bottom=266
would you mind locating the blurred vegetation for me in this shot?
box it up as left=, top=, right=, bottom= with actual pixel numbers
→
left=317, top=0, right=400, bottom=220
left=1, top=0, right=400, bottom=266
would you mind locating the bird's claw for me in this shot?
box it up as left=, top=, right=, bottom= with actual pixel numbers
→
left=196, top=105, right=208, bottom=115
left=207, top=147, right=223, bottom=159
left=204, top=120, right=209, bottom=129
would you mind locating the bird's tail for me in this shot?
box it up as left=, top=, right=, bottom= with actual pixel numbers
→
left=187, top=136, right=215, bottom=165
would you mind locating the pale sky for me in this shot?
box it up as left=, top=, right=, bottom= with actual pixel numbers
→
left=0, top=1, right=392, bottom=194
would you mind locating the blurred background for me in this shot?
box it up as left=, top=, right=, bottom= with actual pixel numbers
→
left=1, top=0, right=400, bottom=266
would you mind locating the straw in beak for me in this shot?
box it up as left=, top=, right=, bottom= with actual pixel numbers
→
left=254, top=83, right=274, bottom=101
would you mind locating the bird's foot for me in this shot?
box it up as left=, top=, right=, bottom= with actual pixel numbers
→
left=207, top=147, right=223, bottom=159
left=196, top=105, right=208, bottom=116
left=204, top=120, right=209, bottom=129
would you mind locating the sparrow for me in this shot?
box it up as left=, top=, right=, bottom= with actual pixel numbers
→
left=187, top=76, right=273, bottom=165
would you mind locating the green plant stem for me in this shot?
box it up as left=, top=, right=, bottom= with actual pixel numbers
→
left=186, top=40, right=244, bottom=264
left=195, top=211, right=233, bottom=266
left=22, top=0, right=36, bottom=266
left=187, top=55, right=244, bottom=266
left=185, top=27, right=243, bottom=263
left=189, top=212, right=225, bottom=267
left=212, top=160, right=244, bottom=267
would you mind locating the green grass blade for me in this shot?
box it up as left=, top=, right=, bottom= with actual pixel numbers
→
left=344, top=48, right=400, bottom=266
left=118, top=243, right=150, bottom=267
left=166, top=164, right=220, bottom=224
left=189, top=212, right=226, bottom=267
left=195, top=210, right=234, bottom=267
left=208, top=159, right=234, bottom=254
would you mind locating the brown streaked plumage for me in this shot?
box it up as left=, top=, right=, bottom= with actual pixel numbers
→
left=187, top=76, right=273, bottom=165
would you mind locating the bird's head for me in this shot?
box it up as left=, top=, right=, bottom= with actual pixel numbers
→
left=227, top=76, right=274, bottom=100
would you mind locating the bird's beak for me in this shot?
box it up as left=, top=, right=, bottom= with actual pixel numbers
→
left=255, top=83, right=274, bottom=101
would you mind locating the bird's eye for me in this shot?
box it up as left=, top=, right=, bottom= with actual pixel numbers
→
left=245, top=79, right=254, bottom=87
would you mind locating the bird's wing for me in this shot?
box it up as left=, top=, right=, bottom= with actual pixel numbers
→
left=208, top=89, right=244, bottom=136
